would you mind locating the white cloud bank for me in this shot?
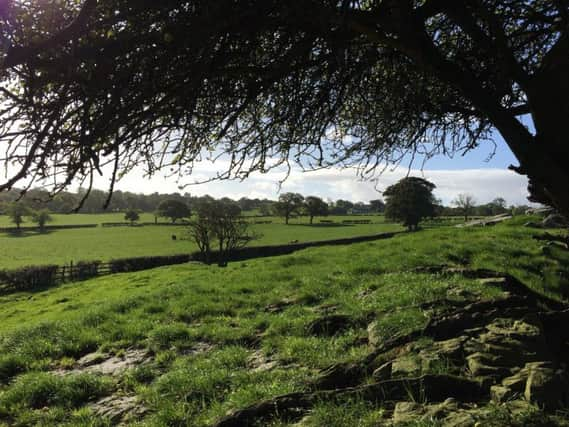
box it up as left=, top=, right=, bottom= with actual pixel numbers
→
left=104, top=163, right=532, bottom=206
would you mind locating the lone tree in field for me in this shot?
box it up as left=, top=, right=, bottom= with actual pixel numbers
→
left=453, top=194, right=477, bottom=222
left=156, top=200, right=191, bottom=224
left=384, top=178, right=437, bottom=231
left=124, top=209, right=140, bottom=225
left=0, top=2, right=568, bottom=217
left=304, top=196, right=329, bottom=225
left=187, top=201, right=258, bottom=266
left=7, top=203, right=28, bottom=230
left=273, top=193, right=304, bottom=225
left=31, top=209, right=52, bottom=231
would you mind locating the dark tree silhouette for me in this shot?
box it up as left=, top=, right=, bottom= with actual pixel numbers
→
left=187, top=200, right=258, bottom=266
left=369, top=199, right=386, bottom=214
left=273, top=193, right=305, bottom=225
left=156, top=200, right=190, bottom=224
left=6, top=203, right=28, bottom=230
left=304, top=196, right=329, bottom=225
left=31, top=209, right=52, bottom=230
left=0, top=1, right=568, bottom=216
left=124, top=209, right=140, bottom=225
left=384, top=177, right=437, bottom=231
left=453, top=194, right=476, bottom=222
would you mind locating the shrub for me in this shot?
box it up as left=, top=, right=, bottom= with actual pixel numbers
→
left=0, top=264, right=59, bottom=293
left=73, top=261, right=100, bottom=280
left=108, top=254, right=191, bottom=273
left=0, top=354, right=28, bottom=384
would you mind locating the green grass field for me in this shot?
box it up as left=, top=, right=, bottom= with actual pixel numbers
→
left=0, top=214, right=402, bottom=269
left=0, top=213, right=161, bottom=227
left=0, top=217, right=567, bottom=426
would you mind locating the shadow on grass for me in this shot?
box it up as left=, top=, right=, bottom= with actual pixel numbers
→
left=2, top=229, right=54, bottom=238
left=286, top=223, right=355, bottom=228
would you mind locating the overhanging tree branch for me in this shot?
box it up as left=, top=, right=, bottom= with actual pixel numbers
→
left=2, top=0, right=98, bottom=69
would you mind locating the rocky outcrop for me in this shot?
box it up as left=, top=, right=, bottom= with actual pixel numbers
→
left=542, top=214, right=569, bottom=229
left=90, top=395, right=147, bottom=424
left=213, top=268, right=569, bottom=427
left=54, top=348, right=151, bottom=377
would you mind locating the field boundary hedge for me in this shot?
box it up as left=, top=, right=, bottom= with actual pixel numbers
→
left=0, top=231, right=399, bottom=295
left=0, top=224, right=98, bottom=233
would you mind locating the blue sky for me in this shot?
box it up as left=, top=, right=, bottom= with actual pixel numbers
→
left=420, top=135, right=517, bottom=170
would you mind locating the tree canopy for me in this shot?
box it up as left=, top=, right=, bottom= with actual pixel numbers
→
left=187, top=200, right=256, bottom=266
left=453, top=193, right=476, bottom=222
left=124, top=209, right=140, bottom=224
left=6, top=202, right=28, bottom=229
left=0, top=1, right=567, bottom=215
left=156, top=199, right=190, bottom=223
left=31, top=209, right=52, bottom=230
left=273, top=193, right=304, bottom=224
left=384, top=177, right=436, bottom=230
left=304, top=196, right=329, bottom=224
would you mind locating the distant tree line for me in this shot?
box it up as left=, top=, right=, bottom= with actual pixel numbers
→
left=0, top=188, right=274, bottom=215
left=438, top=196, right=531, bottom=219
left=0, top=187, right=388, bottom=217
left=0, top=186, right=532, bottom=227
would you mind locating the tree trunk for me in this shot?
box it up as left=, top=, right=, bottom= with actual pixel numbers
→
left=380, top=14, right=569, bottom=220
left=521, top=61, right=569, bottom=218
left=285, top=214, right=289, bottom=225
left=310, top=215, right=314, bottom=225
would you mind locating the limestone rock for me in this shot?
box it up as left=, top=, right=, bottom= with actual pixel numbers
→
left=367, top=321, right=382, bottom=347
left=306, top=314, right=355, bottom=336
left=90, top=395, right=147, bottom=424
left=542, top=214, right=568, bottom=229
left=248, top=350, right=279, bottom=373
left=466, top=352, right=511, bottom=378
left=372, top=361, right=392, bottom=382
left=76, top=352, right=108, bottom=367
left=491, top=385, right=516, bottom=403
left=76, top=349, right=150, bottom=376
left=501, top=370, right=530, bottom=393
left=524, top=221, right=542, bottom=228
left=524, top=364, right=569, bottom=409
left=443, top=411, right=476, bottom=427
left=430, top=336, right=468, bottom=362
left=392, top=401, right=422, bottom=424
left=392, top=399, right=463, bottom=426
left=313, top=363, right=363, bottom=390
left=84, top=349, right=149, bottom=376
left=391, top=356, right=421, bottom=378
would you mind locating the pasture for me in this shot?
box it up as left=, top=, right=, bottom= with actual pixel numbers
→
left=0, top=214, right=402, bottom=269
left=0, top=217, right=567, bottom=426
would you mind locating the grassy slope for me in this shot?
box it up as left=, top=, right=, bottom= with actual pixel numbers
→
left=0, top=218, right=567, bottom=425
left=0, top=216, right=401, bottom=269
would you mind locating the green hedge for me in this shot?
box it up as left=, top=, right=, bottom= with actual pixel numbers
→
left=108, top=254, right=191, bottom=273
left=0, top=224, right=97, bottom=233
left=0, top=265, right=59, bottom=293
left=73, top=261, right=101, bottom=281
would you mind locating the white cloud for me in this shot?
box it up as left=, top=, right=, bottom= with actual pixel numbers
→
left=100, top=162, right=532, bottom=206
